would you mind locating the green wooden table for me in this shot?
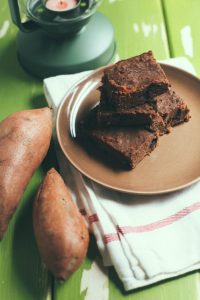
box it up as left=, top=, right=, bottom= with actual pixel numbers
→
left=0, top=0, right=200, bottom=299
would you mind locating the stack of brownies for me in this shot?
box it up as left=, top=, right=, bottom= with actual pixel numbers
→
left=79, top=51, right=190, bottom=170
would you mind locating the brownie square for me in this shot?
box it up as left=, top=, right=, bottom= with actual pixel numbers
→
left=100, top=51, right=169, bottom=111
left=93, top=90, right=190, bottom=135
left=154, top=89, right=190, bottom=128
left=91, top=104, right=167, bottom=135
left=78, top=126, right=158, bottom=170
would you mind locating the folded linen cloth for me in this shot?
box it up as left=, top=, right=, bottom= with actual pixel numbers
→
left=44, top=57, right=200, bottom=291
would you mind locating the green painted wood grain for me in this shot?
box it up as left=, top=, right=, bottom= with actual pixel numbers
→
left=162, top=0, right=200, bottom=75
left=99, top=0, right=170, bottom=60
left=1, top=0, right=200, bottom=300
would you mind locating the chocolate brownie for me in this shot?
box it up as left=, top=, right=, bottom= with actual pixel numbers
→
left=100, top=51, right=169, bottom=111
left=154, top=89, right=190, bottom=128
left=91, top=104, right=167, bottom=135
left=93, top=90, right=190, bottom=135
left=78, top=126, right=158, bottom=170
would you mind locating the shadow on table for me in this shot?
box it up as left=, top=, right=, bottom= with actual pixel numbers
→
left=30, top=93, right=48, bottom=109
left=0, top=39, right=39, bottom=83
left=12, top=186, right=52, bottom=299
left=12, top=186, right=51, bottom=299
left=108, top=264, right=199, bottom=296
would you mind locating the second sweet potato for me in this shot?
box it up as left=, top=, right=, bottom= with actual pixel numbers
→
left=33, top=168, right=89, bottom=280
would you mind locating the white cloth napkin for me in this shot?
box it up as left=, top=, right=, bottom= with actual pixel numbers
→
left=44, top=57, right=200, bottom=291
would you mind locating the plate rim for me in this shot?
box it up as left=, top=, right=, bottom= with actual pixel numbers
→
left=56, top=63, right=200, bottom=195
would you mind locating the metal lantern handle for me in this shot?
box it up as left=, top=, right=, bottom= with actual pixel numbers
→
left=8, top=0, right=38, bottom=32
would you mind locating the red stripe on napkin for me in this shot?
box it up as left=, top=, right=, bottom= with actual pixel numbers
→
left=88, top=213, right=99, bottom=223
left=104, top=233, right=119, bottom=244
left=117, top=202, right=200, bottom=234
left=103, top=202, right=200, bottom=244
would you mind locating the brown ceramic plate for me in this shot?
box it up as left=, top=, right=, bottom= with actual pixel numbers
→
left=56, top=64, right=200, bottom=194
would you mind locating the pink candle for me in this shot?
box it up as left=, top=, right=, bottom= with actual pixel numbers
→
left=45, top=0, right=77, bottom=12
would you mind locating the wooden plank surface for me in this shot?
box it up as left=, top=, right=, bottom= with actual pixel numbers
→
left=99, top=0, right=170, bottom=60
left=162, top=0, right=200, bottom=75
left=1, top=0, right=200, bottom=300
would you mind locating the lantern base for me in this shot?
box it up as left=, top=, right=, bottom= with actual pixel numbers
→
left=16, top=12, right=115, bottom=78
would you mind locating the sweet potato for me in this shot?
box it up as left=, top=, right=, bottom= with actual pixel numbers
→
left=33, top=168, right=89, bottom=280
left=0, top=107, right=52, bottom=240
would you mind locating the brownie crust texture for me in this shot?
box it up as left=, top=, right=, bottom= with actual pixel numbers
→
left=78, top=126, right=158, bottom=170
left=100, top=51, right=169, bottom=110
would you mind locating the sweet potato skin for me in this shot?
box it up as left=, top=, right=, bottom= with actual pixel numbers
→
left=33, top=168, right=89, bottom=280
left=0, top=107, right=52, bottom=240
